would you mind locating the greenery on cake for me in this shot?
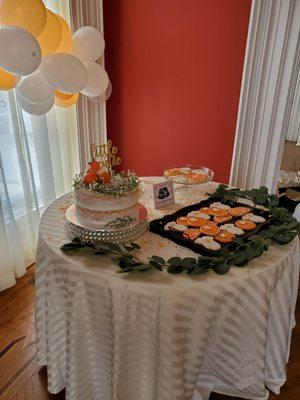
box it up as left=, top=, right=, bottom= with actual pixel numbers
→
left=104, top=215, right=136, bottom=229
left=73, top=170, right=141, bottom=197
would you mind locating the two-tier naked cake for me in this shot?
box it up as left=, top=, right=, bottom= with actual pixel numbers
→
left=73, top=159, right=141, bottom=230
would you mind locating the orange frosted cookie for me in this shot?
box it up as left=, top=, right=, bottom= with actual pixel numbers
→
left=213, top=214, right=232, bottom=224
left=176, top=216, right=189, bottom=226
left=235, top=219, right=256, bottom=230
left=165, top=168, right=182, bottom=176
left=209, top=207, right=229, bottom=217
left=187, top=173, right=207, bottom=183
left=200, top=224, right=220, bottom=236
left=187, top=217, right=207, bottom=227
left=215, top=231, right=235, bottom=244
left=183, top=228, right=201, bottom=241
left=199, top=207, right=211, bottom=215
left=229, top=207, right=251, bottom=217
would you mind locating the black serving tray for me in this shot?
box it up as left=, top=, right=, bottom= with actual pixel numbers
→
left=149, top=196, right=272, bottom=256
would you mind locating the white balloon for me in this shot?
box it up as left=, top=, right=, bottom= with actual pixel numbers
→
left=39, top=53, right=87, bottom=94
left=0, top=26, right=42, bottom=76
left=81, top=62, right=109, bottom=98
left=72, top=26, right=105, bottom=62
left=86, top=80, right=112, bottom=102
left=17, top=93, right=54, bottom=115
left=16, top=70, right=53, bottom=104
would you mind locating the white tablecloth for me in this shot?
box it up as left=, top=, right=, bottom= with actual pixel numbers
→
left=35, top=178, right=300, bottom=400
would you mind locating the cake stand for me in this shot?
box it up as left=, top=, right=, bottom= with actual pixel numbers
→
left=65, top=203, right=148, bottom=244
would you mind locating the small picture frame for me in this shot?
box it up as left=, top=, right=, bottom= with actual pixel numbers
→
left=153, top=181, right=175, bottom=209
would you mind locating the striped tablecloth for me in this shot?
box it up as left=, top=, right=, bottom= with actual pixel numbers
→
left=35, top=178, right=300, bottom=400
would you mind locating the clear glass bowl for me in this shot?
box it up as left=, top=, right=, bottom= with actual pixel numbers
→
left=163, top=165, right=214, bottom=185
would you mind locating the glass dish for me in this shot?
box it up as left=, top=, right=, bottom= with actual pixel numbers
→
left=163, top=165, right=214, bottom=185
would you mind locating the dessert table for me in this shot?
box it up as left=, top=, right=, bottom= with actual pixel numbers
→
left=35, top=177, right=300, bottom=400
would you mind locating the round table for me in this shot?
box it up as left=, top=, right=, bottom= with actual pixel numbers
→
left=35, top=177, right=300, bottom=400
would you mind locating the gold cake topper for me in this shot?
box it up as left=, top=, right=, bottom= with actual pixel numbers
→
left=90, top=140, right=122, bottom=169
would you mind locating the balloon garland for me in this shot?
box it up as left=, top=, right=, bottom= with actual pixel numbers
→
left=0, top=0, right=110, bottom=115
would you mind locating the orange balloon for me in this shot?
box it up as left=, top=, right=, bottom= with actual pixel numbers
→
left=55, top=90, right=79, bottom=108
left=0, top=67, right=19, bottom=90
left=0, top=0, right=47, bottom=37
left=55, top=14, right=72, bottom=53
left=37, top=9, right=62, bottom=56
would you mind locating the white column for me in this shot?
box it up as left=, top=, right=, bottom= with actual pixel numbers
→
left=230, top=0, right=300, bottom=193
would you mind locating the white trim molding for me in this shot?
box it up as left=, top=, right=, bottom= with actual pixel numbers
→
left=230, top=0, right=300, bottom=193
left=69, top=0, right=107, bottom=170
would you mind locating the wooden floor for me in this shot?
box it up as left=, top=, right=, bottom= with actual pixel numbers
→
left=0, top=265, right=299, bottom=400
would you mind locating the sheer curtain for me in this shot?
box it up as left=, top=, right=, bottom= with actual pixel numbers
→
left=0, top=1, right=80, bottom=291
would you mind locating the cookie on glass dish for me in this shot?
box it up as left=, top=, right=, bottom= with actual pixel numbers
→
left=164, top=168, right=182, bottom=177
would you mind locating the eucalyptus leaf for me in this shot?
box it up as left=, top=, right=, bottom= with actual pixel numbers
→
left=181, top=257, right=197, bottom=268
left=219, top=247, right=230, bottom=257
left=167, top=265, right=184, bottom=274
left=131, top=242, right=141, bottom=250
left=60, top=242, right=85, bottom=250
left=213, top=262, right=230, bottom=275
left=150, top=255, right=165, bottom=264
left=231, top=252, right=246, bottom=266
left=149, top=260, right=163, bottom=271
left=123, top=245, right=134, bottom=252
left=107, top=243, right=122, bottom=252
left=269, top=195, right=279, bottom=207
left=167, top=257, right=182, bottom=266
left=187, top=265, right=208, bottom=275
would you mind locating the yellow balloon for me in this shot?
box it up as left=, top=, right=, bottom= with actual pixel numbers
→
left=0, top=0, right=47, bottom=37
left=37, top=9, right=62, bottom=56
left=55, top=90, right=79, bottom=108
left=0, top=67, right=19, bottom=90
left=55, top=14, right=72, bottom=53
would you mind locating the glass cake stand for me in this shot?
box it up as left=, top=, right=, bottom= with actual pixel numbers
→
left=163, top=165, right=214, bottom=194
left=65, top=203, right=148, bottom=243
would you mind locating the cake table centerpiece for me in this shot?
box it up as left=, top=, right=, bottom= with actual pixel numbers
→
left=65, top=140, right=148, bottom=243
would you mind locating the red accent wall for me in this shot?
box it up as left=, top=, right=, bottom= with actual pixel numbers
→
left=104, top=0, right=251, bottom=183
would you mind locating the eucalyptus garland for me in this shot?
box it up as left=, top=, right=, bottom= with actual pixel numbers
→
left=61, top=185, right=299, bottom=276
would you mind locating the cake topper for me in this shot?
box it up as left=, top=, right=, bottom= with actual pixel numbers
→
left=90, top=140, right=122, bottom=170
